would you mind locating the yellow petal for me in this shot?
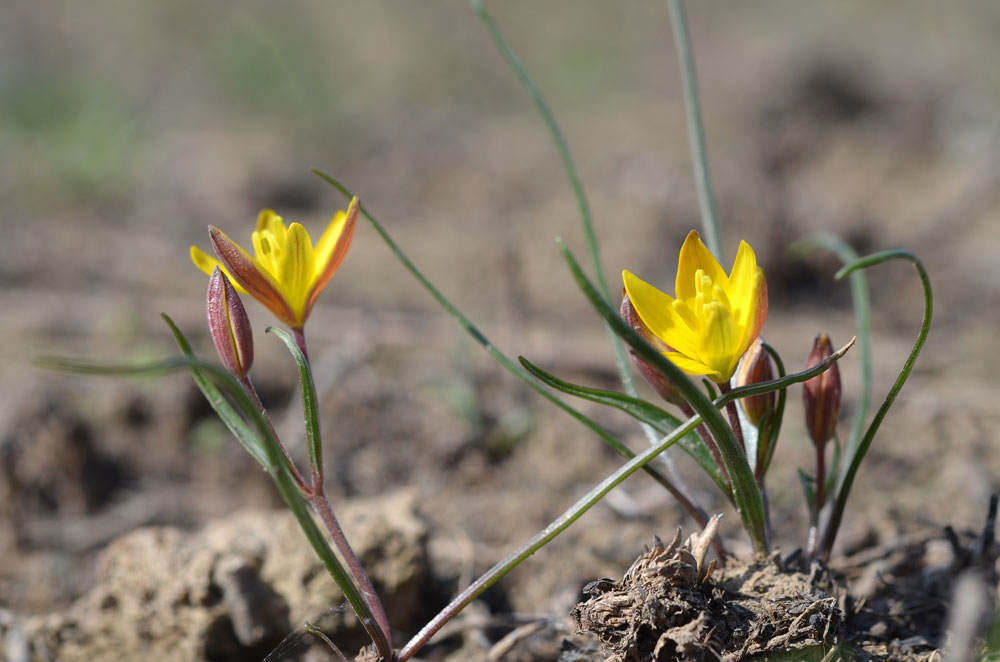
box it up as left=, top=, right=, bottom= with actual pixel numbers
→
left=697, top=301, right=740, bottom=381
left=256, top=209, right=286, bottom=239
left=623, top=270, right=698, bottom=360
left=252, top=227, right=280, bottom=277
left=313, top=210, right=348, bottom=277
left=277, top=222, right=316, bottom=323
left=664, top=352, right=722, bottom=381
left=675, top=230, right=728, bottom=301
left=190, top=245, right=248, bottom=294
left=725, top=240, right=759, bottom=331
left=305, top=198, right=359, bottom=321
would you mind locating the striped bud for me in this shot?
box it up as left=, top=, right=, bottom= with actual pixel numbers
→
left=621, top=291, right=684, bottom=407
left=735, top=337, right=775, bottom=426
left=207, top=267, right=254, bottom=377
left=803, top=333, right=841, bottom=446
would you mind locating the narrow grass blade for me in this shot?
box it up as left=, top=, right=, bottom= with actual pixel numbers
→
left=312, top=170, right=704, bottom=511
left=398, top=409, right=703, bottom=662
left=467, top=0, right=643, bottom=408
left=268, top=326, right=324, bottom=484
left=819, top=250, right=932, bottom=560
left=519, top=356, right=728, bottom=494
left=667, top=0, right=722, bottom=260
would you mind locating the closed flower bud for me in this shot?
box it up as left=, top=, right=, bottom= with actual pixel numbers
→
left=735, top=338, right=775, bottom=426
left=803, top=333, right=841, bottom=446
left=621, top=292, right=684, bottom=407
left=207, top=267, right=254, bottom=377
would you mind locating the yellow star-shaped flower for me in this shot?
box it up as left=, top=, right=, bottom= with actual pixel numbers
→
left=623, top=230, right=767, bottom=383
left=191, top=198, right=359, bottom=329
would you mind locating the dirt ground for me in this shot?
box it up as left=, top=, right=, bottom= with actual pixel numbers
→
left=3, top=2, right=1000, bottom=661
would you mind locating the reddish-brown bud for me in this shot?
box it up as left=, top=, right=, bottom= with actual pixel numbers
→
left=621, top=291, right=684, bottom=407
left=803, top=333, right=841, bottom=446
left=207, top=267, right=254, bottom=377
left=735, top=338, right=776, bottom=426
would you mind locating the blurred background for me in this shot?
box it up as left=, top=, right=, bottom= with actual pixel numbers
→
left=2, top=0, right=1000, bottom=658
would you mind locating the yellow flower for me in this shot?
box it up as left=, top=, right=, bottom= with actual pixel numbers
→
left=623, top=230, right=767, bottom=383
left=191, top=198, right=359, bottom=329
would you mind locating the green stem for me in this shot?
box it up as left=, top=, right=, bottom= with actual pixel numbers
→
left=667, top=0, right=722, bottom=260
left=397, top=412, right=702, bottom=662
left=818, top=250, right=932, bottom=562
left=309, top=489, right=393, bottom=657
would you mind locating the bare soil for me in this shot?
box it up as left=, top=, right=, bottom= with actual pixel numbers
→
left=2, top=2, right=1000, bottom=661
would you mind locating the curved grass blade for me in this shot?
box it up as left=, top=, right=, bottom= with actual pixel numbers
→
left=312, top=169, right=706, bottom=514
left=790, top=233, right=872, bottom=488
left=467, top=0, right=642, bottom=405
left=519, top=356, right=728, bottom=494
left=397, top=410, right=703, bottom=662
left=558, top=238, right=768, bottom=555
left=716, top=340, right=853, bottom=407
left=819, top=250, right=932, bottom=561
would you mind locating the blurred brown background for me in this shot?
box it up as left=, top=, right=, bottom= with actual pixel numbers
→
left=2, top=0, right=1000, bottom=657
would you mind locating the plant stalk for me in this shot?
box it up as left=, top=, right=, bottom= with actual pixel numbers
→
left=667, top=0, right=722, bottom=261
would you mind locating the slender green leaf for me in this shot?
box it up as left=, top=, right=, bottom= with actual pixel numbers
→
left=819, top=250, right=932, bottom=560
left=519, top=356, right=728, bottom=494
left=667, top=0, right=722, bottom=259
left=267, top=326, right=323, bottom=484
left=164, top=317, right=388, bottom=657
left=312, top=169, right=704, bottom=515
left=467, top=0, right=642, bottom=405
left=398, top=408, right=703, bottom=662
left=717, top=341, right=853, bottom=406
left=798, top=468, right=816, bottom=509
left=825, top=436, right=841, bottom=499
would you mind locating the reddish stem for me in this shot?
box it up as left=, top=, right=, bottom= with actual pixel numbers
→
left=680, top=402, right=730, bottom=486
left=717, top=383, right=746, bottom=454
left=815, top=442, right=826, bottom=513
left=310, top=487, right=394, bottom=659
left=295, top=327, right=393, bottom=658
